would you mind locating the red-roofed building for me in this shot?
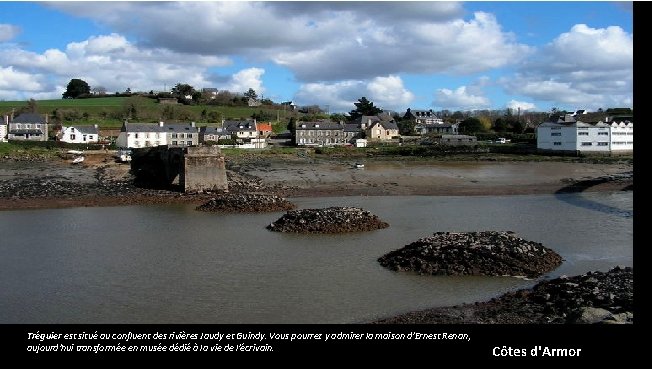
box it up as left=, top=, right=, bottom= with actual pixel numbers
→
left=256, top=122, right=273, bottom=138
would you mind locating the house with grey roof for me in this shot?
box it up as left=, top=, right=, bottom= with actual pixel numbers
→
left=223, top=120, right=259, bottom=140
left=199, top=126, right=231, bottom=143
left=295, top=121, right=347, bottom=146
left=59, top=125, right=100, bottom=144
left=415, top=122, right=459, bottom=135
left=116, top=121, right=198, bottom=149
left=8, top=113, right=49, bottom=141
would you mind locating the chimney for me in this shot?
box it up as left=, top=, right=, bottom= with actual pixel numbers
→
left=3, top=115, right=7, bottom=125
left=10, top=108, right=14, bottom=120
left=159, top=121, right=164, bottom=127
left=191, top=121, right=195, bottom=128
left=44, top=114, right=48, bottom=124
left=94, top=124, right=98, bottom=129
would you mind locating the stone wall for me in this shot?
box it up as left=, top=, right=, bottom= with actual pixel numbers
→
left=181, top=146, right=228, bottom=192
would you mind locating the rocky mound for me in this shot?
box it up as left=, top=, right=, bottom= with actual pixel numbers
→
left=373, top=266, right=633, bottom=324
left=378, top=231, right=562, bottom=278
left=196, top=193, right=296, bottom=213
left=267, top=207, right=389, bottom=233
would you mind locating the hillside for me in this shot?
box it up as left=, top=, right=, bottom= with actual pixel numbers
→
left=0, top=97, right=297, bottom=128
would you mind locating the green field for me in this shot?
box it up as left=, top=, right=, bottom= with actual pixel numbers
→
left=0, top=97, right=296, bottom=128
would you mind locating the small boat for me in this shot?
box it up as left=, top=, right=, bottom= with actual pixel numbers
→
left=72, top=156, right=85, bottom=164
left=354, top=163, right=365, bottom=169
left=67, top=150, right=84, bottom=155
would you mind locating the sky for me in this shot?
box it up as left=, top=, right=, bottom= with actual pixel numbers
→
left=0, top=1, right=633, bottom=113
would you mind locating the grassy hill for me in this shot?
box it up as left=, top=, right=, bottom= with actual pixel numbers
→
left=0, top=97, right=297, bottom=128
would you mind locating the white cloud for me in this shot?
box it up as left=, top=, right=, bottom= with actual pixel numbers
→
left=0, top=24, right=20, bottom=42
left=294, top=75, right=415, bottom=112
left=434, top=86, right=490, bottom=110
left=506, top=100, right=537, bottom=111
left=48, top=2, right=528, bottom=82
left=0, top=33, right=238, bottom=100
left=502, top=24, right=633, bottom=110
left=224, top=68, right=265, bottom=95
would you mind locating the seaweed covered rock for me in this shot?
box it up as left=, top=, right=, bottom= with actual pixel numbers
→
left=373, top=266, right=633, bottom=324
left=267, top=207, right=389, bottom=233
left=196, top=193, right=296, bottom=213
left=378, top=231, right=562, bottom=278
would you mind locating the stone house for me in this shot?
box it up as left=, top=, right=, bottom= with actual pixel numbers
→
left=7, top=113, right=49, bottom=141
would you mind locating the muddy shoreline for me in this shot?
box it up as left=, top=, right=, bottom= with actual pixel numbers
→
left=0, top=153, right=633, bottom=211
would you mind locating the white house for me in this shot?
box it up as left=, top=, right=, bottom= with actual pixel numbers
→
left=537, top=120, right=633, bottom=153
left=59, top=125, right=100, bottom=144
left=116, top=121, right=198, bottom=149
left=0, top=115, right=8, bottom=142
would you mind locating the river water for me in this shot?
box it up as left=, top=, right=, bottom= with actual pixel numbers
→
left=0, top=192, right=632, bottom=323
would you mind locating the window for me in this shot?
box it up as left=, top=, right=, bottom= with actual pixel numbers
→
left=172, top=140, right=177, bottom=145
left=598, top=132, right=609, bottom=136
left=627, top=141, right=633, bottom=145
left=598, top=142, right=608, bottom=146
left=578, top=132, right=589, bottom=136
left=26, top=124, right=32, bottom=129
left=187, top=141, right=192, bottom=146
left=36, top=124, right=41, bottom=129
left=145, top=133, right=150, bottom=139
left=551, top=132, right=561, bottom=136
left=581, top=142, right=592, bottom=146
left=553, top=142, right=562, bottom=146
left=70, top=134, right=76, bottom=140
left=83, top=135, right=87, bottom=142
left=187, top=133, right=193, bottom=139
left=135, top=133, right=139, bottom=139
left=15, top=124, right=21, bottom=129
left=172, top=133, right=177, bottom=138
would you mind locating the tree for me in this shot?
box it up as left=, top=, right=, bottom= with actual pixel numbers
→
left=349, top=97, right=382, bottom=120
left=244, top=88, right=258, bottom=100
left=92, top=86, right=107, bottom=95
left=62, top=78, right=91, bottom=99
left=171, top=83, right=195, bottom=98
left=459, top=117, right=485, bottom=134
left=18, top=99, right=38, bottom=114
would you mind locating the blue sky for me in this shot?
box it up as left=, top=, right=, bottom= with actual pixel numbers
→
left=0, top=1, right=633, bottom=113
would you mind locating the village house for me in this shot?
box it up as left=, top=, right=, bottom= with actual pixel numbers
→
left=199, top=126, right=230, bottom=143
left=410, top=109, right=459, bottom=135
left=59, top=125, right=100, bottom=144
left=256, top=122, right=273, bottom=138
left=1, top=115, right=8, bottom=142
left=295, top=121, right=347, bottom=146
left=537, top=116, right=633, bottom=153
left=366, top=119, right=399, bottom=141
left=223, top=120, right=259, bottom=140
left=116, top=121, right=198, bottom=149
left=7, top=113, right=49, bottom=141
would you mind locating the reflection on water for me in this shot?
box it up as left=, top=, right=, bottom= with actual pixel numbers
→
left=555, top=192, right=633, bottom=218
left=0, top=192, right=632, bottom=323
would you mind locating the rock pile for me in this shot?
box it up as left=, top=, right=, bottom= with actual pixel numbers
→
left=378, top=231, right=562, bottom=278
left=267, top=207, right=389, bottom=233
left=196, top=193, right=296, bottom=213
left=373, top=266, right=633, bottom=324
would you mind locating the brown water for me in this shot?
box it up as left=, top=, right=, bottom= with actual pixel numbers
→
left=0, top=192, right=632, bottom=323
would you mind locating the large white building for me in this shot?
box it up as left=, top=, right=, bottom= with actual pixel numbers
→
left=116, top=121, right=198, bottom=149
left=537, top=120, right=633, bottom=153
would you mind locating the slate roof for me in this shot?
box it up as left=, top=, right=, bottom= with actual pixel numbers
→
left=66, top=126, right=99, bottom=135
left=223, top=120, right=257, bottom=132
left=296, top=121, right=343, bottom=130
left=11, top=113, right=47, bottom=124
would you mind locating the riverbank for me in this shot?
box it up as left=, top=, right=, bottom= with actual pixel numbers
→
left=0, top=151, right=633, bottom=211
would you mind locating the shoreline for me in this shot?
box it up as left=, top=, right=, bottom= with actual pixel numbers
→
left=0, top=154, right=633, bottom=211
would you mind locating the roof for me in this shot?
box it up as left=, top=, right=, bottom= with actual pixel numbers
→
left=121, top=122, right=196, bottom=133
left=9, top=129, right=45, bottom=135
left=296, top=121, right=343, bottom=130
left=369, top=120, right=399, bottom=130
left=223, top=120, right=256, bottom=132
left=65, top=126, right=99, bottom=135
left=411, top=109, right=437, bottom=117
left=256, top=122, right=273, bottom=131
left=343, top=123, right=362, bottom=132
left=199, top=126, right=227, bottom=134
left=11, top=113, right=47, bottom=124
